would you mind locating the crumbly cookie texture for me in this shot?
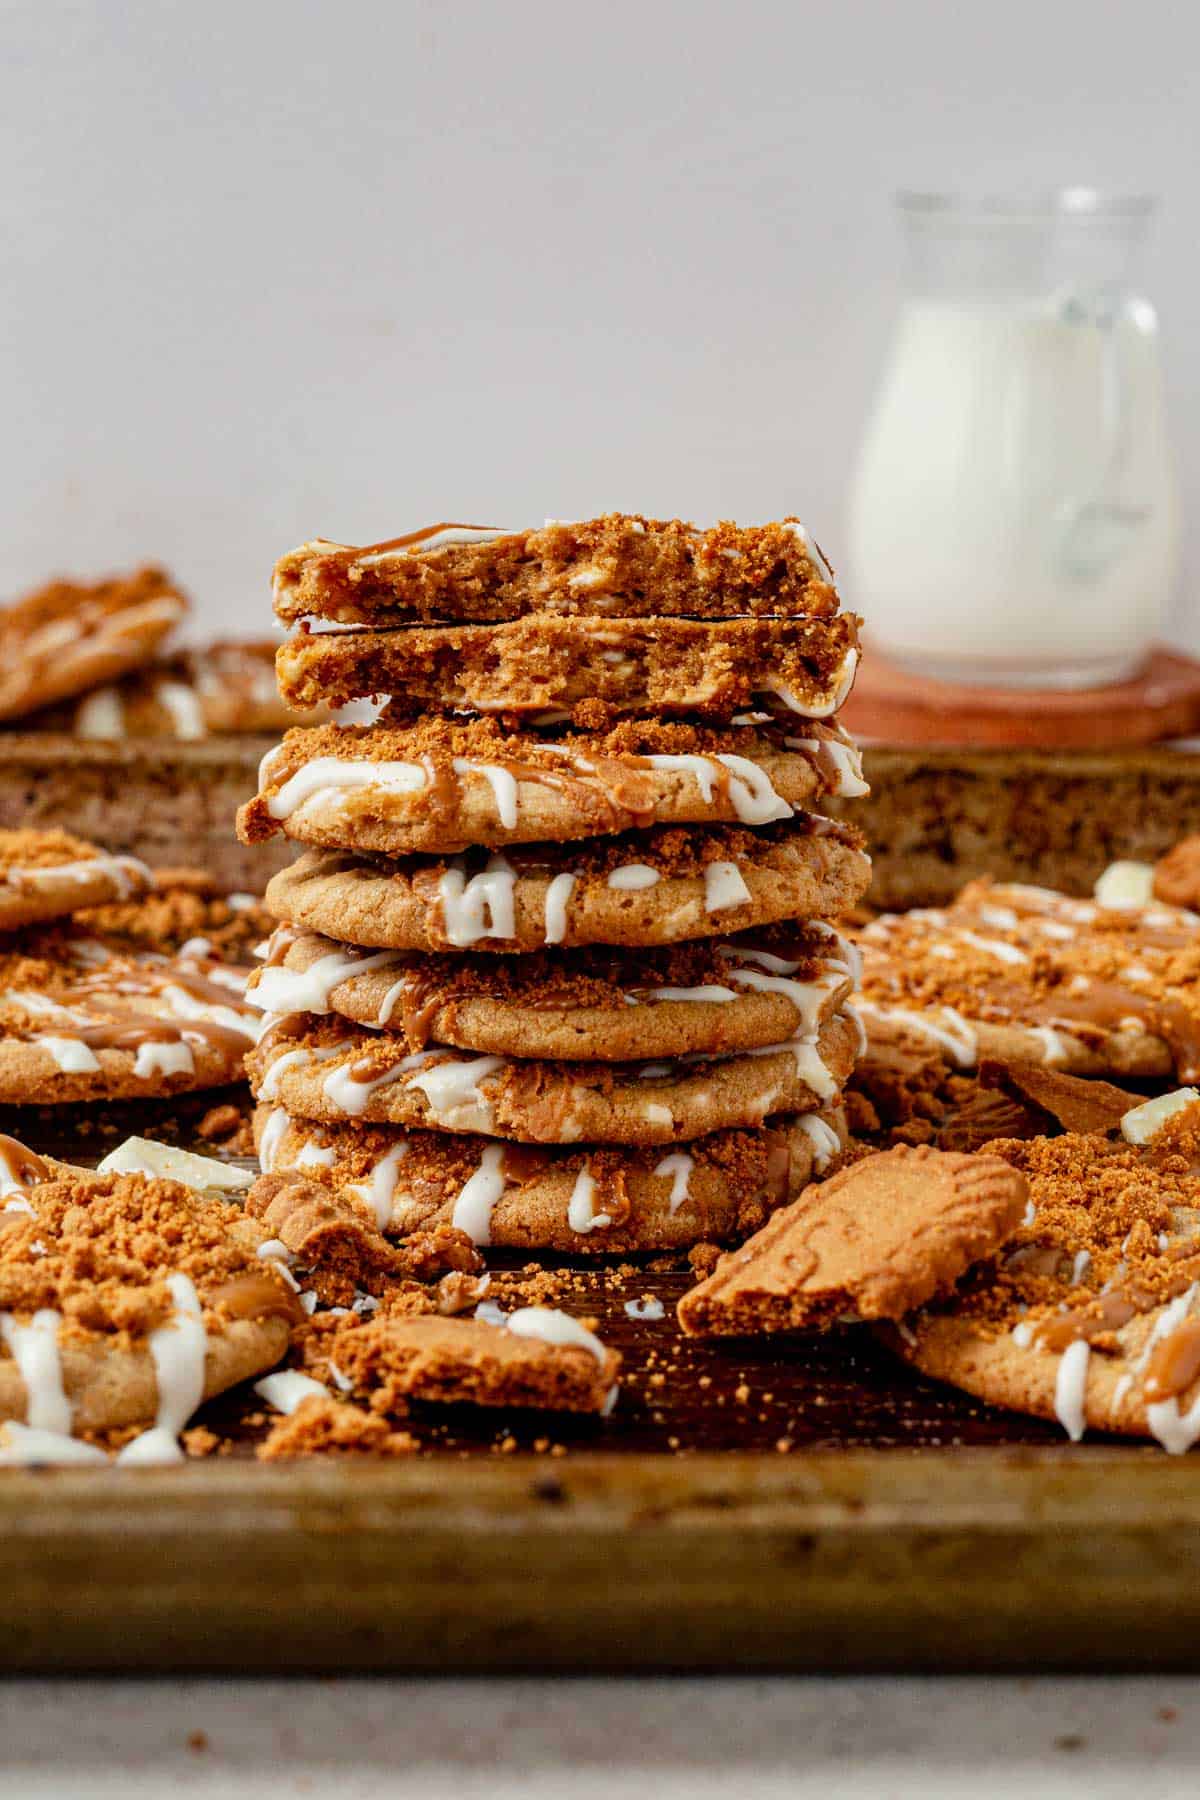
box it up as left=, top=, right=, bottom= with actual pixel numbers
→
left=237, top=716, right=864, bottom=856
left=0, top=1161, right=297, bottom=1448
left=80, top=866, right=271, bottom=961
left=29, top=641, right=328, bottom=739
left=0, top=566, right=186, bottom=722
left=276, top=613, right=861, bottom=723
left=265, top=822, right=869, bottom=954
left=273, top=515, right=840, bottom=628
left=251, top=1105, right=848, bottom=1252
left=257, top=1395, right=418, bottom=1459
left=882, top=1116, right=1200, bottom=1451
left=678, top=1144, right=1027, bottom=1337
left=0, top=925, right=259, bottom=1103
left=852, top=877, right=1200, bottom=1082
left=246, top=1007, right=861, bottom=1147
left=247, top=920, right=857, bottom=1062
left=0, top=827, right=151, bottom=930
left=297, top=1303, right=619, bottom=1415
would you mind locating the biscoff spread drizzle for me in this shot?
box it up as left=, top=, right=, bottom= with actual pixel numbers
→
left=855, top=878, right=1200, bottom=1079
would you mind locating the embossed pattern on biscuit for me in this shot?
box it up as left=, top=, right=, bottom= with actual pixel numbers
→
left=677, top=1143, right=1028, bottom=1337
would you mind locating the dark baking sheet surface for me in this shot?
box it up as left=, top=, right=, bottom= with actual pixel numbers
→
left=1, top=1094, right=1193, bottom=1676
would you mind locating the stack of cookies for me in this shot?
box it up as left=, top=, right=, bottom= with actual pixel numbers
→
left=238, top=516, right=873, bottom=1255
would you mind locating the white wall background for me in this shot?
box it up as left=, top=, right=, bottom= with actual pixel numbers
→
left=3, top=0, right=1198, bottom=641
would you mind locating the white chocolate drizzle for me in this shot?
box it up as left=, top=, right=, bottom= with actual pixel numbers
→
left=117, top=1273, right=208, bottom=1466
left=251, top=945, right=403, bottom=1015
left=542, top=871, right=576, bottom=944
left=1053, top=1338, right=1091, bottom=1442
left=254, top=1371, right=328, bottom=1415
left=796, top=1113, right=842, bottom=1173
left=652, top=1152, right=694, bottom=1215
left=266, top=756, right=427, bottom=821
left=0, top=1309, right=71, bottom=1435
left=437, top=856, right=516, bottom=947
left=505, top=1305, right=608, bottom=1364
left=566, top=1164, right=612, bottom=1234
left=450, top=1144, right=508, bottom=1245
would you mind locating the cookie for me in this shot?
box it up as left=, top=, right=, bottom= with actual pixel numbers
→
left=40, top=641, right=327, bottom=739
left=275, top=614, right=861, bottom=725
left=0, top=1159, right=299, bottom=1461
left=882, top=1131, right=1200, bottom=1452
left=677, top=1144, right=1027, bottom=1336
left=265, top=822, right=870, bottom=954
left=0, top=566, right=186, bottom=722
left=0, top=828, right=151, bottom=930
left=1154, top=837, right=1200, bottom=910
left=246, top=1007, right=862, bottom=1145
left=238, top=716, right=867, bottom=856
left=272, top=515, right=840, bottom=628
left=0, top=926, right=259, bottom=1103
left=252, top=1104, right=848, bottom=1251
left=79, top=867, right=272, bottom=962
left=297, top=1304, right=619, bottom=1415
left=247, top=921, right=858, bottom=1062
left=853, top=877, right=1200, bottom=1081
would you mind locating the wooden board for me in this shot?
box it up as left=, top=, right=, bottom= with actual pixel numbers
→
left=843, top=644, right=1200, bottom=749
left=2, top=1097, right=1199, bottom=1675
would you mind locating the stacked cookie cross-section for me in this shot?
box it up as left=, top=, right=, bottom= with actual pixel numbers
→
left=238, top=516, right=872, bottom=1254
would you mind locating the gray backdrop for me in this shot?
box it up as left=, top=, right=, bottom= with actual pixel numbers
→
left=4, top=0, right=1196, bottom=641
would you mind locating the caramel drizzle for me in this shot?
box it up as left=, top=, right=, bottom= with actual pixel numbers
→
left=208, top=1272, right=306, bottom=1327
left=356, top=523, right=506, bottom=556
left=0, top=1135, right=49, bottom=1191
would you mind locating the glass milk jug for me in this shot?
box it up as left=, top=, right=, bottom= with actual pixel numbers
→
left=848, top=191, right=1178, bottom=688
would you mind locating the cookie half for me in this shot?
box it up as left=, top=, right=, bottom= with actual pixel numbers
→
left=882, top=1133, right=1200, bottom=1451
left=275, top=614, right=860, bottom=724
left=853, top=878, right=1200, bottom=1082
left=0, top=1160, right=298, bottom=1459
left=0, top=566, right=186, bottom=721
left=273, top=515, right=840, bottom=628
left=0, top=927, right=260, bottom=1103
left=678, top=1144, right=1028, bottom=1336
left=0, top=828, right=151, bottom=930
left=247, top=1007, right=862, bottom=1145
left=237, top=716, right=865, bottom=855
left=248, top=921, right=858, bottom=1062
left=253, top=1104, right=848, bottom=1251
left=265, top=822, right=870, bottom=954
